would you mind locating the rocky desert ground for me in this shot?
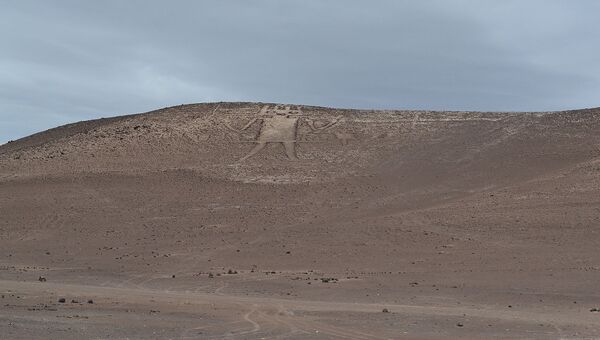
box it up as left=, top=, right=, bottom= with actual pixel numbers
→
left=1, top=102, right=600, bottom=339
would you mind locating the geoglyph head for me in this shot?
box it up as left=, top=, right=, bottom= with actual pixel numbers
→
left=259, top=105, right=302, bottom=117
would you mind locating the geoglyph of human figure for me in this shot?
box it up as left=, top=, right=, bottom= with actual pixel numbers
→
left=228, top=105, right=341, bottom=162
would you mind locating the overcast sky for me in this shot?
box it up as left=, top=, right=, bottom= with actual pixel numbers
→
left=1, top=0, right=599, bottom=143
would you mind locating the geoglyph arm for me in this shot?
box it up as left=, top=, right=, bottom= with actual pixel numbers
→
left=223, top=117, right=259, bottom=133
left=307, top=115, right=343, bottom=133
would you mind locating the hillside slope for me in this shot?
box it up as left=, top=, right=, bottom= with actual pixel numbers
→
left=1, top=103, right=600, bottom=339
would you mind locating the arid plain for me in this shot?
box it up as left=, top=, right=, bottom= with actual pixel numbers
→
left=1, top=102, right=600, bottom=339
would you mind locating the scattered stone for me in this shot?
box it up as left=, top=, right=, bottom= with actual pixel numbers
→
left=382, top=308, right=390, bottom=313
left=208, top=273, right=214, bottom=278
left=58, top=298, right=66, bottom=303
left=87, top=299, right=94, bottom=304
left=71, top=299, right=78, bottom=303
left=38, top=276, right=46, bottom=282
left=227, top=269, right=238, bottom=274
left=590, top=308, right=599, bottom=312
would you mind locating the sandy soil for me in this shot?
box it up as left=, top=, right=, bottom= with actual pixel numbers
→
left=1, top=102, right=600, bottom=339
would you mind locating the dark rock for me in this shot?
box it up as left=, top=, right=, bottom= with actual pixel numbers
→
left=382, top=308, right=390, bottom=313
left=58, top=298, right=66, bottom=303
left=38, top=276, right=46, bottom=282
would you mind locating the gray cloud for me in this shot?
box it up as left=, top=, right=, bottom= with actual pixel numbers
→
left=1, top=0, right=599, bottom=143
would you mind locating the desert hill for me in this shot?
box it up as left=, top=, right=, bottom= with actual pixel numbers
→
left=1, top=102, right=600, bottom=339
